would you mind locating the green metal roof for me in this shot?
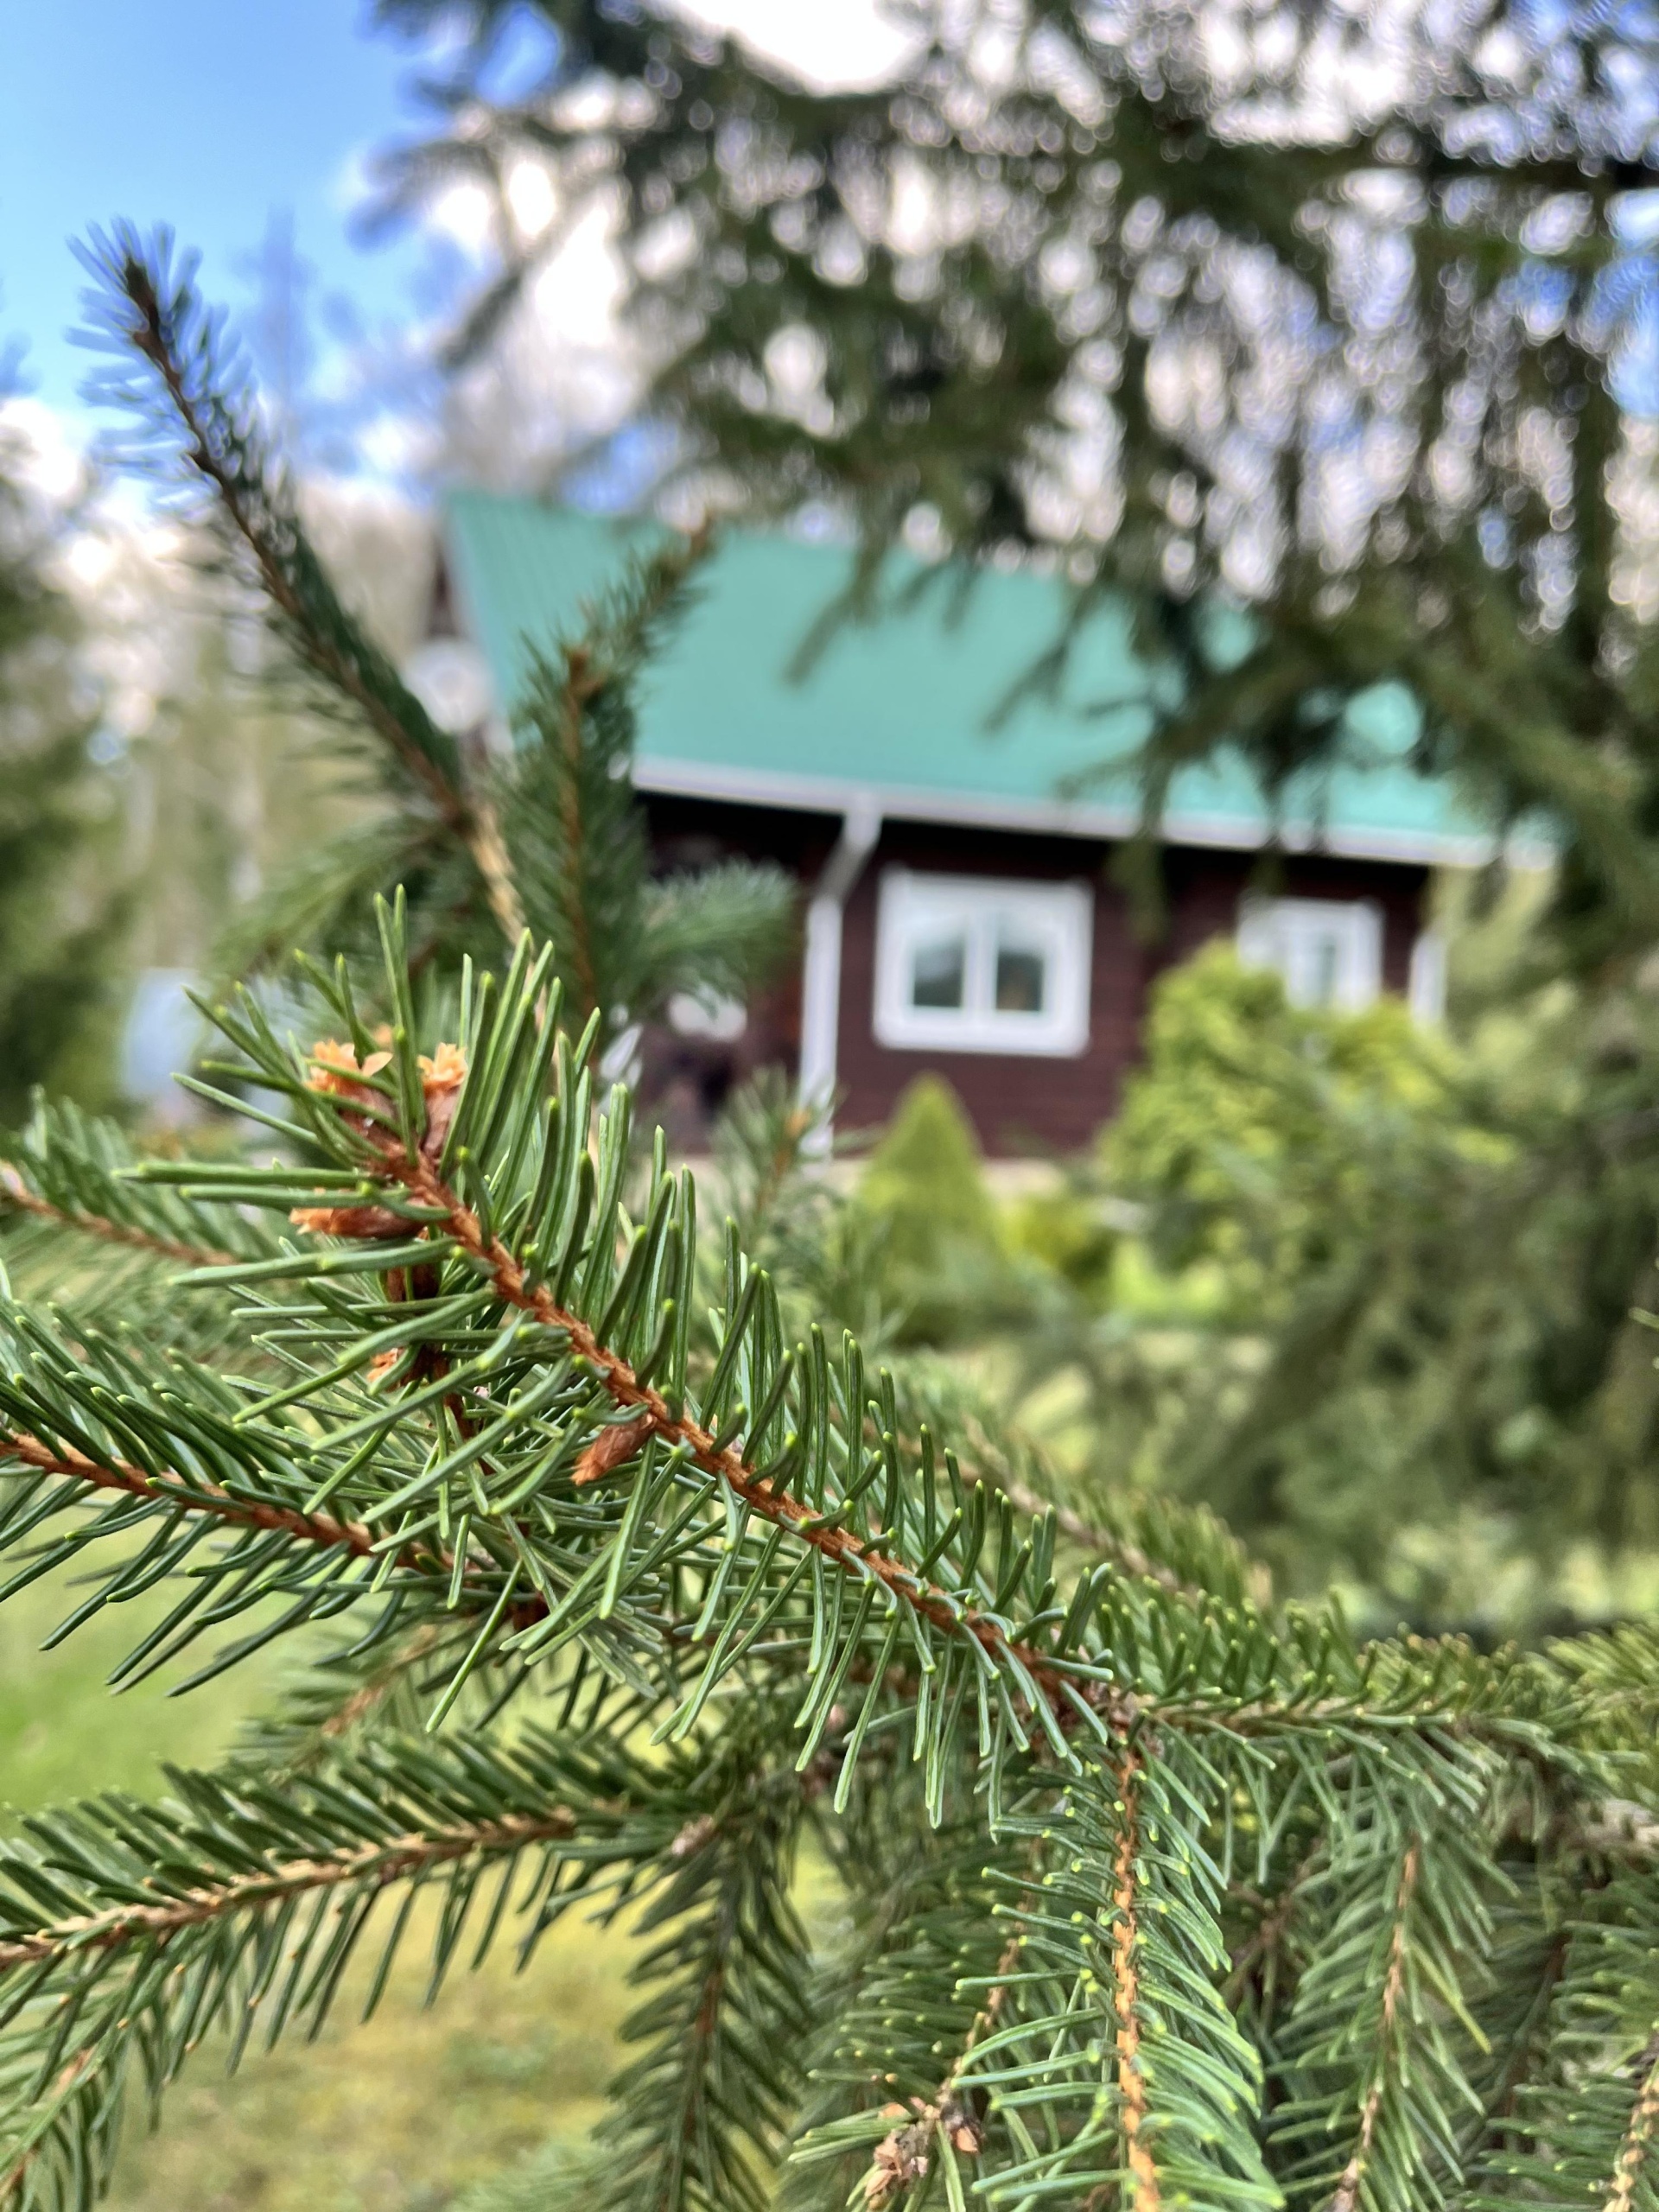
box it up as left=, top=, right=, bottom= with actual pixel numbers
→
left=444, top=491, right=1498, bottom=866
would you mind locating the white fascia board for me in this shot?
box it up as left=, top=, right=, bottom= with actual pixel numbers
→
left=631, top=753, right=1551, bottom=871
left=440, top=537, right=1549, bottom=874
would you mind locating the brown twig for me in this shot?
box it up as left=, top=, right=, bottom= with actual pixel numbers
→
left=311, top=1622, right=449, bottom=1749
left=1111, top=1749, right=1160, bottom=2212
left=1224, top=1844, right=1324, bottom=2007
left=1, top=1433, right=378, bottom=1556
left=0, top=1807, right=578, bottom=1974
left=0, top=2044, right=100, bottom=2202
left=865, top=1927, right=1021, bottom=2206
left=1610, top=2033, right=1659, bottom=2212
left=385, top=1137, right=1138, bottom=1736
left=2, top=1410, right=1486, bottom=1764
left=0, top=1168, right=235, bottom=1273
left=0, top=1434, right=545, bottom=1637
left=1480, top=1925, right=1569, bottom=2134
left=1328, top=1840, right=1421, bottom=2212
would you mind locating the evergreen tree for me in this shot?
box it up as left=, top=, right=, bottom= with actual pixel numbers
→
left=72, top=226, right=793, bottom=1048
left=372, top=0, right=1659, bottom=971
left=0, top=221, right=1656, bottom=2212
left=0, top=410, right=124, bottom=1118
left=992, top=944, right=1659, bottom=1627
left=856, top=1077, right=1010, bottom=1344
left=365, top=0, right=1659, bottom=1612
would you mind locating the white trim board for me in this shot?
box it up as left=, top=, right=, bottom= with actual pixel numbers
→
left=631, top=753, right=1551, bottom=870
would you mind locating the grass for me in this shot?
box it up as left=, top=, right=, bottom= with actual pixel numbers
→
left=0, top=1564, right=634, bottom=2209
left=103, top=1904, right=630, bottom=2212
left=0, top=1571, right=277, bottom=1829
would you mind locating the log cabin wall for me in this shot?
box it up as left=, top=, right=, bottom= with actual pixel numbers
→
left=1152, top=847, right=1427, bottom=995
left=637, top=794, right=832, bottom=1148
left=641, top=793, right=1431, bottom=1157
left=834, top=820, right=1137, bottom=1152
left=836, top=829, right=1429, bottom=1154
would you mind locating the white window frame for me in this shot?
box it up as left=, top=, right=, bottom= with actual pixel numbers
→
left=1236, top=896, right=1382, bottom=1013
left=873, top=868, right=1093, bottom=1057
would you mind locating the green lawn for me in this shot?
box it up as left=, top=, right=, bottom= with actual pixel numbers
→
left=0, top=1567, right=632, bottom=2209
left=0, top=1568, right=270, bottom=1824
left=103, top=1908, right=628, bottom=2212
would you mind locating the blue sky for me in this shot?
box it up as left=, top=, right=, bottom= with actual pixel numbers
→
left=2, top=0, right=442, bottom=432
left=1, top=0, right=904, bottom=469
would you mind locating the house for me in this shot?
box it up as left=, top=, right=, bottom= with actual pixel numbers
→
left=425, top=493, right=1507, bottom=1156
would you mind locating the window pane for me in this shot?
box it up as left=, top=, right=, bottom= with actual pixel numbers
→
left=1238, top=899, right=1378, bottom=1015
left=995, top=938, right=1047, bottom=1014
left=911, top=932, right=967, bottom=1008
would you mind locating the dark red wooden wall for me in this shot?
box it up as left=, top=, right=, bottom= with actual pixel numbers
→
left=642, top=794, right=1430, bottom=1155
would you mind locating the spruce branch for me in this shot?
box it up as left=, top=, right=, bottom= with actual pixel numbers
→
left=593, top=1745, right=811, bottom=2212
left=1226, top=1846, right=1323, bottom=2019
left=1477, top=1872, right=1659, bottom=2210
left=955, top=1741, right=1277, bottom=2206
left=1326, top=1840, right=1420, bottom=2212
left=0, top=1171, right=231, bottom=1274
left=1465, top=1912, right=1572, bottom=2157
left=75, top=226, right=527, bottom=950
left=0, top=2049, right=100, bottom=2212
left=786, top=1813, right=1022, bottom=2206
left=82, top=912, right=1607, bottom=1780
left=77, top=228, right=796, bottom=1037
left=0, top=1728, right=735, bottom=2210
left=168, top=938, right=1139, bottom=1742
left=495, top=529, right=794, bottom=1037
left=0, top=1431, right=378, bottom=1559
left=227, top=1620, right=454, bottom=1777
left=1610, top=2036, right=1659, bottom=2212
left=1273, top=1761, right=1498, bottom=2212
left=895, top=1358, right=1261, bottom=1611
left=0, top=898, right=1648, bottom=2209
left=0, top=1804, right=581, bottom=1974
left=861, top=1924, right=1020, bottom=2207
left=708, top=1072, right=824, bottom=1265
left=362, top=1134, right=1135, bottom=1732
left=553, top=642, right=603, bottom=1024
left=0, top=1096, right=275, bottom=1281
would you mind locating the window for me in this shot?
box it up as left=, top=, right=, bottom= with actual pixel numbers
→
left=874, top=869, right=1092, bottom=1055
left=1236, top=896, right=1382, bottom=1013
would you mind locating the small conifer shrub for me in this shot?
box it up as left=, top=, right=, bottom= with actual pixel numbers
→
left=0, top=231, right=1655, bottom=2212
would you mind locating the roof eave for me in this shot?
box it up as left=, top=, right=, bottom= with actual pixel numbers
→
left=632, top=753, right=1549, bottom=871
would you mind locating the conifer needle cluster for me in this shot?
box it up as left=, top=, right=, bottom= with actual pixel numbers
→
left=0, top=894, right=1656, bottom=2212
left=0, top=229, right=1655, bottom=2212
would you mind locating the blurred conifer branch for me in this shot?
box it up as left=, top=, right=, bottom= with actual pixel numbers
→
left=370, top=0, right=1659, bottom=970
left=75, top=225, right=526, bottom=946
left=69, top=226, right=795, bottom=1034
left=0, top=175, right=1649, bottom=2211
left=0, top=894, right=1649, bottom=2209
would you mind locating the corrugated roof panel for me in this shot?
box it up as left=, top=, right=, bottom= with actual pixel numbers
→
left=444, top=491, right=1498, bottom=864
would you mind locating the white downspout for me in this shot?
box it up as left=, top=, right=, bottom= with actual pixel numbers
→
left=798, top=798, right=881, bottom=1147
